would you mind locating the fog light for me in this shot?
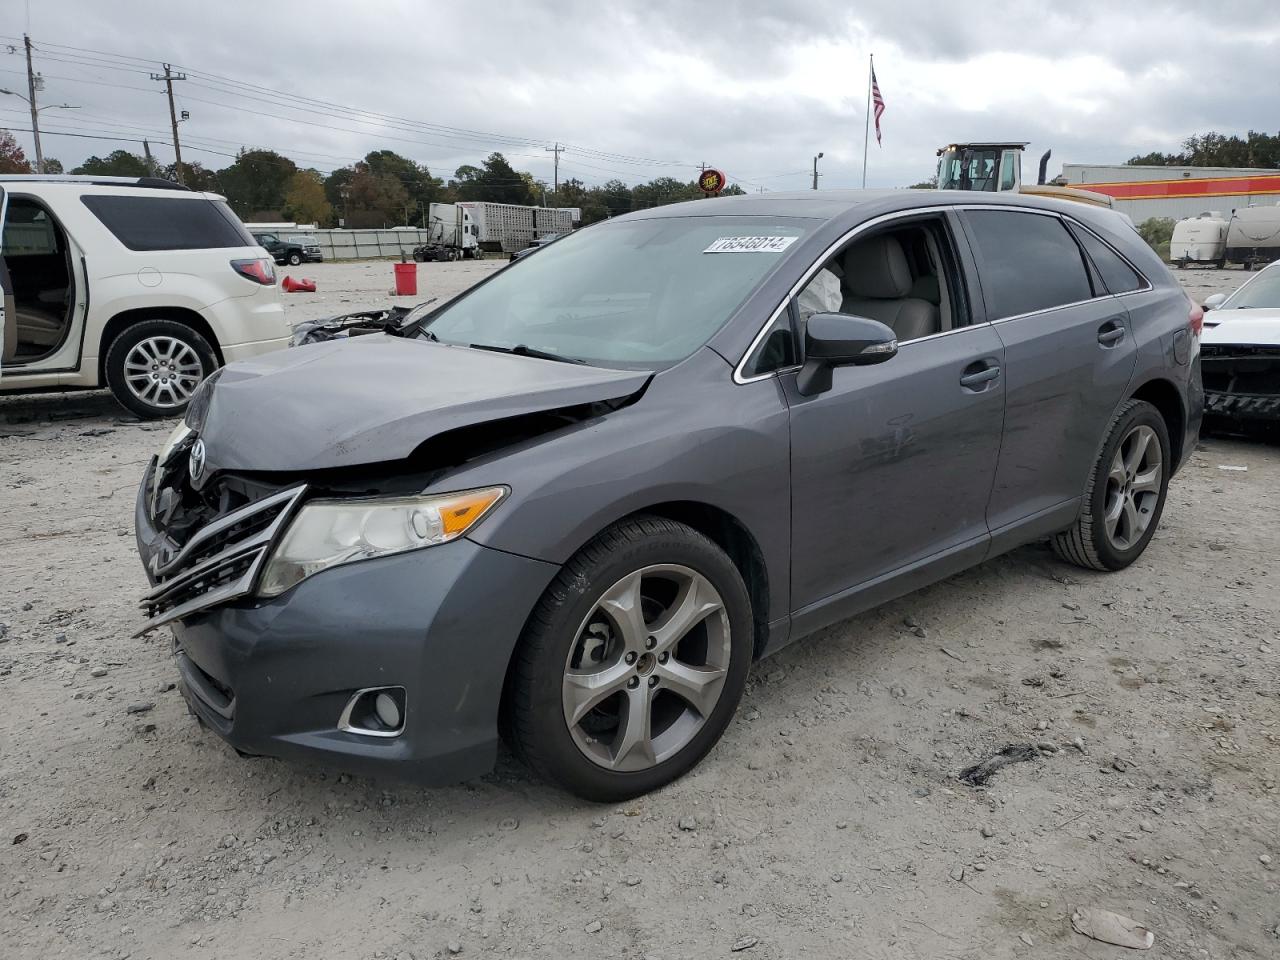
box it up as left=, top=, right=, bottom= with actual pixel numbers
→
left=338, top=686, right=406, bottom=738
left=374, top=692, right=401, bottom=729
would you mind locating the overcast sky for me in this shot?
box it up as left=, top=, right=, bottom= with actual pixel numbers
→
left=3, top=0, right=1277, bottom=192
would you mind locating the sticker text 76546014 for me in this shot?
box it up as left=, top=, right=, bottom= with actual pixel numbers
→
left=703, top=236, right=799, bottom=254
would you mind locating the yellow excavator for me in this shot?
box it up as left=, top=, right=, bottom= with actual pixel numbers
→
left=936, top=142, right=1114, bottom=208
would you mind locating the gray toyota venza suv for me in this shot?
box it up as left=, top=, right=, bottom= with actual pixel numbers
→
left=135, top=190, right=1203, bottom=800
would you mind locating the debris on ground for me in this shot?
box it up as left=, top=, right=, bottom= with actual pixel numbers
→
left=1071, top=907, right=1155, bottom=949
left=958, top=744, right=1040, bottom=786
left=731, top=936, right=759, bottom=952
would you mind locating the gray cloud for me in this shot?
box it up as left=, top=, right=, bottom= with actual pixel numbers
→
left=3, top=0, right=1275, bottom=192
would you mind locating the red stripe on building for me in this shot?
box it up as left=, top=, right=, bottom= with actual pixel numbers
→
left=1080, top=174, right=1280, bottom=201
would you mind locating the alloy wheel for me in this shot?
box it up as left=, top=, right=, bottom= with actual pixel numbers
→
left=562, top=564, right=731, bottom=772
left=123, top=336, right=204, bottom=410
left=1103, top=424, right=1162, bottom=550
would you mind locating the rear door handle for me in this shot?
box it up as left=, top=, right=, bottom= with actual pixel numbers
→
left=1098, top=319, right=1126, bottom=346
left=960, top=360, right=1001, bottom=389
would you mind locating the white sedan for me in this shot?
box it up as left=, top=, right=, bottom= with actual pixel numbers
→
left=1201, top=262, right=1280, bottom=424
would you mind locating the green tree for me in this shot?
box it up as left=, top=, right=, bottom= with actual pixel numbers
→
left=1135, top=217, right=1176, bottom=259
left=342, top=161, right=409, bottom=227
left=282, top=169, right=332, bottom=225
left=72, top=150, right=149, bottom=177
left=363, top=150, right=443, bottom=225
left=452, top=152, right=536, bottom=205
left=41, top=157, right=63, bottom=175
left=172, top=161, right=220, bottom=192
left=216, top=149, right=298, bottom=218
left=0, top=130, right=32, bottom=173
left=1129, top=130, right=1280, bottom=168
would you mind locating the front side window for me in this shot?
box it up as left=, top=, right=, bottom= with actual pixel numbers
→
left=81, top=195, right=255, bottom=251
left=421, top=216, right=814, bottom=368
left=965, top=210, right=1092, bottom=319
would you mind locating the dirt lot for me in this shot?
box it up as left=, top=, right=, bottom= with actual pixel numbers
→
left=1, top=264, right=1277, bottom=959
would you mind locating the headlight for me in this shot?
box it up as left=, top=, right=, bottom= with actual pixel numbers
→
left=256, top=486, right=507, bottom=598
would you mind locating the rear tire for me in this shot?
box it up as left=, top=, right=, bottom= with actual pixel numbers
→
left=506, top=516, right=753, bottom=801
left=104, top=319, right=218, bottom=420
left=1052, top=399, right=1170, bottom=571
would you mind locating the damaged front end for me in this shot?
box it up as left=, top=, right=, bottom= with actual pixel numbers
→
left=1200, top=343, right=1280, bottom=421
left=289, top=300, right=437, bottom=347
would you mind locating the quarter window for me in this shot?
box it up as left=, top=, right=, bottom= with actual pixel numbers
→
left=1069, top=224, right=1145, bottom=294
left=965, top=210, right=1092, bottom=319
left=81, top=195, right=255, bottom=251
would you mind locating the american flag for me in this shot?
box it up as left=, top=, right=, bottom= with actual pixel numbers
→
left=871, top=66, right=886, bottom=145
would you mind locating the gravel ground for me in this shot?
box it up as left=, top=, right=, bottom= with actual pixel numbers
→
left=1, top=264, right=1277, bottom=959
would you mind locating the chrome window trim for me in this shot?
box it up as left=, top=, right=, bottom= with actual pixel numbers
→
left=733, top=201, right=1152, bottom=385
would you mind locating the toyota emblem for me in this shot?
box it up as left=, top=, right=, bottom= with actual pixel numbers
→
left=188, top=439, right=207, bottom=483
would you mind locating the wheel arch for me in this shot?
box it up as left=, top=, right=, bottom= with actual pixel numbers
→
left=1128, top=377, right=1186, bottom=467
left=98, top=306, right=225, bottom=383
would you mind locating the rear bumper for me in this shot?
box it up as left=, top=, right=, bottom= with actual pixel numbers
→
left=133, top=470, right=559, bottom=784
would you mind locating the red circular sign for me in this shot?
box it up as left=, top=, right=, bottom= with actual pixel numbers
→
left=698, top=168, right=727, bottom=195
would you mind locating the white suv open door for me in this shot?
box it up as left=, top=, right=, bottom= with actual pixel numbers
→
left=0, top=184, right=10, bottom=384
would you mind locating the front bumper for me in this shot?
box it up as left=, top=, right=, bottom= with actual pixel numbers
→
left=1205, top=390, right=1280, bottom=421
left=134, top=467, right=559, bottom=784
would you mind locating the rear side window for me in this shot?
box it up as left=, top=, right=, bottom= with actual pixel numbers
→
left=965, top=210, right=1092, bottom=319
left=81, top=195, right=254, bottom=251
left=1069, top=223, right=1145, bottom=294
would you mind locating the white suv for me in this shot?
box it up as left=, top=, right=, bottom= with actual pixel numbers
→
left=0, top=175, right=289, bottom=418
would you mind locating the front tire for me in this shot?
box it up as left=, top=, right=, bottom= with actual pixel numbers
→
left=507, top=516, right=753, bottom=801
left=1052, top=399, right=1170, bottom=571
left=287, top=251, right=302, bottom=266
left=104, top=320, right=218, bottom=420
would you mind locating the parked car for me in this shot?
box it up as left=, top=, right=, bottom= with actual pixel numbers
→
left=252, top=231, right=323, bottom=266
left=134, top=190, right=1202, bottom=800
left=1200, top=260, right=1280, bottom=424
left=1, top=176, right=289, bottom=418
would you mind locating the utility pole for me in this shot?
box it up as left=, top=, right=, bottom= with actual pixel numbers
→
left=143, top=139, right=156, bottom=177
left=23, top=35, right=43, bottom=173
left=150, top=63, right=187, bottom=185
left=544, top=142, right=563, bottom=196
left=812, top=152, right=824, bottom=190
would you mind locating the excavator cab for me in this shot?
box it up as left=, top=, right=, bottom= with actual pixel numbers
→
left=936, top=142, right=1115, bottom=209
left=936, top=142, right=1028, bottom=193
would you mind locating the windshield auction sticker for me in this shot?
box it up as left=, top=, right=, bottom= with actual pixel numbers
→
left=703, top=236, right=799, bottom=254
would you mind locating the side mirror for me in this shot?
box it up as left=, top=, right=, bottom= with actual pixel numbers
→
left=1202, top=293, right=1226, bottom=311
left=796, top=312, right=898, bottom=396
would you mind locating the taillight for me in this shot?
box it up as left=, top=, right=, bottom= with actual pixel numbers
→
left=1188, top=301, right=1204, bottom=337
left=231, top=258, right=276, bottom=285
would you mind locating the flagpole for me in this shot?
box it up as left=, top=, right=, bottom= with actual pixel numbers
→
left=861, top=53, right=873, bottom=188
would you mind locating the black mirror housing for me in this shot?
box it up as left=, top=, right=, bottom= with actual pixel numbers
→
left=796, top=312, right=898, bottom=395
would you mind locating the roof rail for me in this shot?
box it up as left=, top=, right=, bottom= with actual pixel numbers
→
left=0, top=174, right=190, bottom=191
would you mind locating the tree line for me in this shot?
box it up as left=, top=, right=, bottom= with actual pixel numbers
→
left=1128, top=129, right=1280, bottom=168
left=0, top=130, right=744, bottom=227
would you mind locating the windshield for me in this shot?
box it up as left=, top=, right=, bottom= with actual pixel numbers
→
left=938, top=148, right=1001, bottom=191
left=419, top=216, right=813, bottom=367
left=1222, top=266, right=1280, bottom=309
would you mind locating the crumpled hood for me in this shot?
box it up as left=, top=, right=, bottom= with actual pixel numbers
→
left=1202, top=309, right=1280, bottom=347
left=191, top=335, right=652, bottom=472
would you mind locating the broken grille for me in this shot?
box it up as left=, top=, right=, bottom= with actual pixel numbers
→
left=137, top=483, right=307, bottom=635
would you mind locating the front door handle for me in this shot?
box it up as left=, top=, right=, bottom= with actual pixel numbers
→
left=960, top=360, right=1001, bottom=390
left=1098, top=319, right=1126, bottom=346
